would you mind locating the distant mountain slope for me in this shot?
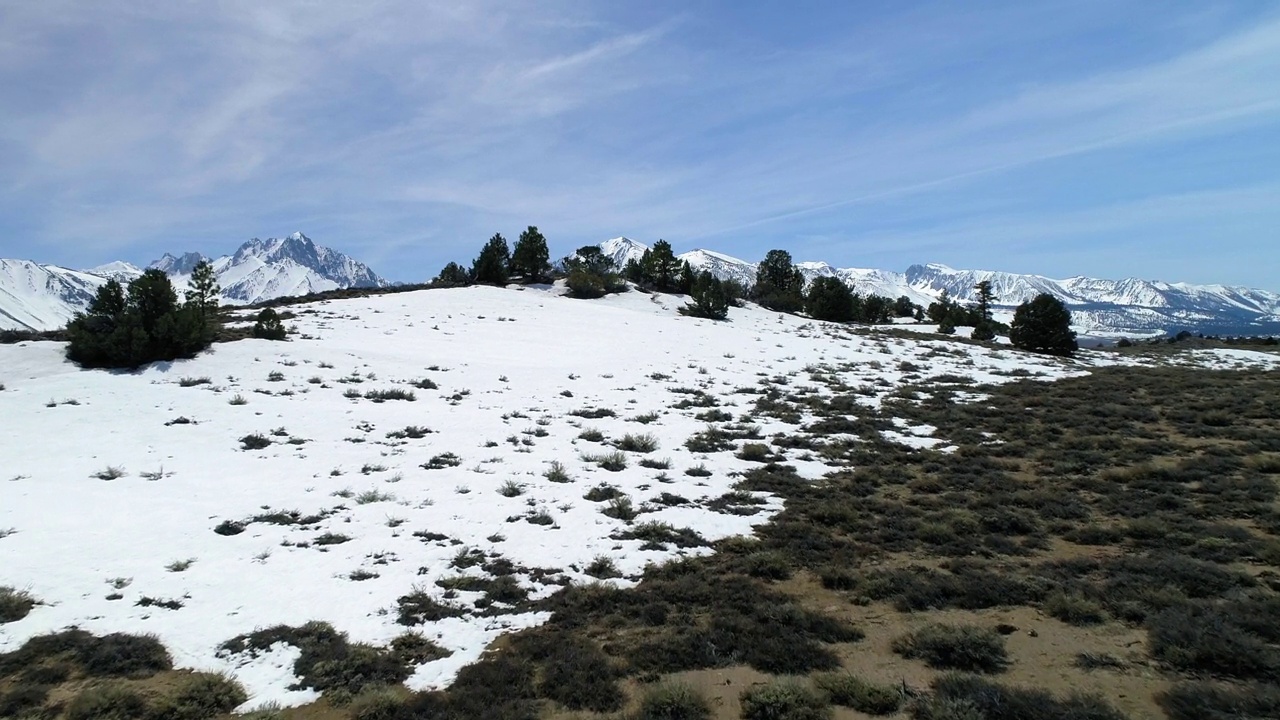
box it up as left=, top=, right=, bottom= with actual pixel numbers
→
left=602, top=239, right=1280, bottom=337
left=0, top=233, right=387, bottom=331
left=0, top=260, right=106, bottom=332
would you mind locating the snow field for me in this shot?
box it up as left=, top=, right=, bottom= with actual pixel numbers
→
left=0, top=283, right=1202, bottom=709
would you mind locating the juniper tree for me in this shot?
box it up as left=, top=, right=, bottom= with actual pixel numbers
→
left=679, top=271, right=729, bottom=320
left=1010, top=294, right=1077, bottom=356
left=804, top=276, right=854, bottom=322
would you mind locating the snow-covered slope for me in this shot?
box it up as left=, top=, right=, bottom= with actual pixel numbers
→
left=0, top=283, right=1101, bottom=710
left=605, top=240, right=1280, bottom=337
left=0, top=233, right=387, bottom=331
left=598, top=237, right=649, bottom=270
left=0, top=260, right=107, bottom=332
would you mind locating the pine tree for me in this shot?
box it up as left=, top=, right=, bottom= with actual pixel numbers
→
left=679, top=271, right=729, bottom=320
left=434, top=262, right=473, bottom=287
left=972, top=280, right=997, bottom=341
left=752, top=249, right=805, bottom=312
left=804, top=277, right=854, bottom=322
left=472, top=234, right=511, bottom=286
left=511, top=226, right=551, bottom=283
left=1009, top=294, right=1077, bottom=356
left=185, top=260, right=220, bottom=319
left=66, top=271, right=210, bottom=368
left=641, top=240, right=680, bottom=292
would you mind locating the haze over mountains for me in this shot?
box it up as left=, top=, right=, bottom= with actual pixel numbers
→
left=2, top=233, right=1278, bottom=337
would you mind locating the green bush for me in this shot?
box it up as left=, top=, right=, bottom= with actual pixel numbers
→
left=67, top=682, right=150, bottom=720
left=252, top=308, right=288, bottom=340
left=348, top=685, right=409, bottom=720
left=82, top=633, right=173, bottom=678
left=633, top=681, right=712, bottom=720
left=679, top=271, right=730, bottom=320
left=0, top=586, right=36, bottom=623
left=617, top=432, right=660, bottom=453
left=1043, top=591, right=1106, bottom=625
left=739, top=678, right=832, bottom=720
left=891, top=624, right=1009, bottom=673
left=67, top=271, right=215, bottom=368
left=159, top=672, right=249, bottom=720
left=1009, top=294, right=1077, bottom=356
left=1157, top=681, right=1280, bottom=720
left=923, top=673, right=1127, bottom=720
left=813, top=672, right=901, bottom=715
left=1147, top=602, right=1280, bottom=679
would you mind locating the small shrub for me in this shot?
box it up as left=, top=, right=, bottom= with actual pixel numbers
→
left=396, top=590, right=466, bottom=625
left=355, top=489, right=396, bottom=504
left=179, top=376, right=211, bottom=387
left=584, top=450, right=628, bottom=471
left=213, top=519, right=245, bottom=536
left=1044, top=591, right=1106, bottom=625
left=601, top=496, right=637, bottom=522
left=926, top=673, right=1126, bottom=720
left=891, top=624, right=1009, bottom=673
left=685, top=463, right=712, bottom=477
left=1157, top=680, right=1280, bottom=720
left=92, top=465, right=127, bottom=480
left=545, top=461, right=572, bottom=483
left=315, top=532, right=352, bottom=546
left=163, top=672, right=249, bottom=720
left=348, top=686, right=408, bottom=720
left=498, top=480, right=525, bottom=497
left=584, top=483, right=624, bottom=502
left=365, top=388, right=416, bottom=402
left=617, top=432, right=659, bottom=453
left=422, top=452, right=462, bottom=469
left=585, top=555, right=621, bottom=579
left=0, top=586, right=36, bottom=623
left=578, top=427, right=606, bottom=442
left=739, top=678, right=833, bottom=720
left=571, top=407, right=617, bottom=419
left=240, top=433, right=271, bottom=450
left=639, top=457, right=672, bottom=469
left=66, top=682, right=150, bottom=720
left=633, top=681, right=713, bottom=720
left=82, top=632, right=174, bottom=677
left=1074, top=652, right=1126, bottom=671
left=738, top=442, right=772, bottom=461
left=814, top=672, right=902, bottom=715
left=165, top=558, right=196, bottom=572
left=228, top=394, right=248, bottom=405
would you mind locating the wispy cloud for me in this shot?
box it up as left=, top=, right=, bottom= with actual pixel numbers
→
left=0, top=2, right=1276, bottom=289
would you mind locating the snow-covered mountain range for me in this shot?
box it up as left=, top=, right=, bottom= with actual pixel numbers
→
left=598, top=237, right=1280, bottom=337
left=0, top=233, right=386, bottom=331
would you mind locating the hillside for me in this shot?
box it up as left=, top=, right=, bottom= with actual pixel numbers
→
left=1, top=283, right=1278, bottom=717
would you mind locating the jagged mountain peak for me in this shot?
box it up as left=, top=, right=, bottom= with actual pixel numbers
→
left=0, top=232, right=388, bottom=331
left=150, top=251, right=209, bottom=276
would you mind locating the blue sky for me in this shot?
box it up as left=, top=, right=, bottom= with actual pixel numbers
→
left=2, top=1, right=1278, bottom=289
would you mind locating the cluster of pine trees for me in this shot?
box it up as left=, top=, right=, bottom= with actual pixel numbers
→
left=433, top=227, right=552, bottom=288
left=66, top=262, right=221, bottom=369
left=431, top=232, right=1076, bottom=354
